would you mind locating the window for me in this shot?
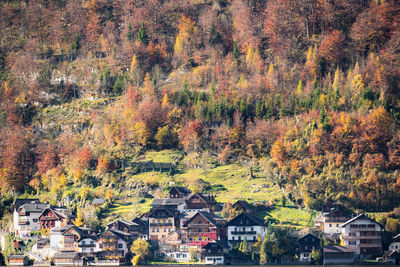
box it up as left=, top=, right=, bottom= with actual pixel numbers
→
left=99, top=244, right=102, bottom=248
left=232, top=237, right=235, bottom=240
left=152, top=228, right=155, bottom=232
left=304, top=253, right=309, bottom=257
left=169, top=219, right=171, bottom=223
left=253, top=236, right=256, bottom=241
left=329, top=224, right=332, bottom=227
left=118, top=243, right=123, bottom=248
left=349, top=241, right=356, bottom=245
left=90, top=241, right=94, bottom=245
left=82, top=241, right=86, bottom=245
left=199, top=237, right=202, bottom=241
left=238, top=236, right=241, bottom=241
left=157, top=228, right=159, bottom=232
left=91, top=248, right=94, bottom=252
left=336, top=224, right=339, bottom=227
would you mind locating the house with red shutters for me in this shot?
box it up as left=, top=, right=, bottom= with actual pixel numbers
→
left=181, top=210, right=226, bottom=259
left=38, top=206, right=73, bottom=231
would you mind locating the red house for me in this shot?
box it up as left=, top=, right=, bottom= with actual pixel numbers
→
left=182, top=211, right=226, bottom=248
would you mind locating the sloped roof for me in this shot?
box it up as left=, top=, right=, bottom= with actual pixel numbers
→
left=9, top=255, right=28, bottom=260
left=53, top=252, right=80, bottom=259
left=323, top=245, right=356, bottom=253
left=151, top=198, right=186, bottom=206
left=147, top=206, right=176, bottom=218
left=170, top=187, right=191, bottom=195
left=340, top=214, right=382, bottom=227
left=186, top=193, right=216, bottom=204
left=226, top=213, right=266, bottom=227
left=203, top=240, right=229, bottom=249
left=298, top=233, right=320, bottom=242
left=233, top=200, right=253, bottom=210
left=18, top=203, right=48, bottom=213
left=184, top=211, right=226, bottom=227
left=13, top=199, right=39, bottom=211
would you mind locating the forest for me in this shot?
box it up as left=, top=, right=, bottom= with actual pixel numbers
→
left=1, top=0, right=400, bottom=222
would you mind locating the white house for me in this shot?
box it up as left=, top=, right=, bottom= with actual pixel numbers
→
left=389, top=234, right=400, bottom=252
left=341, top=214, right=382, bottom=256
left=226, top=213, right=267, bottom=249
left=322, top=210, right=350, bottom=235
left=15, top=202, right=48, bottom=238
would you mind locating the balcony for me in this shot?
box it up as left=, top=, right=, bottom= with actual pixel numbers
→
left=150, top=223, right=173, bottom=227
left=342, top=235, right=381, bottom=240
left=18, top=220, right=30, bottom=225
left=231, top=231, right=257, bottom=235
left=359, top=243, right=381, bottom=248
left=79, top=243, right=95, bottom=248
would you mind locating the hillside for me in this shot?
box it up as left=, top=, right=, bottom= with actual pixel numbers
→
left=1, top=0, right=400, bottom=231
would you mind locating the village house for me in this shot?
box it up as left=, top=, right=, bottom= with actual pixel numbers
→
left=107, top=218, right=148, bottom=240
left=185, top=193, right=218, bottom=211
left=50, top=226, right=71, bottom=253
left=297, top=233, right=321, bottom=262
left=38, top=206, right=73, bottom=231
left=8, top=255, right=29, bottom=266
left=314, top=203, right=351, bottom=235
left=150, top=198, right=186, bottom=212
left=389, top=234, right=400, bottom=252
left=157, top=230, right=189, bottom=262
left=61, top=226, right=97, bottom=254
left=169, top=187, right=191, bottom=199
left=52, top=252, right=82, bottom=266
left=232, top=200, right=255, bottom=214
left=201, top=240, right=230, bottom=265
left=226, top=213, right=267, bottom=249
left=96, top=229, right=131, bottom=261
left=15, top=202, right=48, bottom=238
left=12, top=199, right=39, bottom=236
left=323, top=245, right=356, bottom=265
left=147, top=207, right=178, bottom=241
left=182, top=210, right=227, bottom=257
left=340, top=214, right=383, bottom=256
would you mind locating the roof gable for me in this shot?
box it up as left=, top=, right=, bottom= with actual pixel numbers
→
left=341, top=214, right=382, bottom=227
left=183, top=211, right=225, bottom=227
left=226, top=213, right=266, bottom=227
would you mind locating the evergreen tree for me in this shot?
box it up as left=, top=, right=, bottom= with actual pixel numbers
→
left=137, top=22, right=148, bottom=44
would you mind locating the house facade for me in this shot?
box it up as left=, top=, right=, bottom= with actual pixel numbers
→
left=323, top=210, right=350, bottom=235
left=182, top=211, right=226, bottom=248
left=297, top=233, right=320, bottom=262
left=96, top=229, right=130, bottom=261
left=185, top=193, right=217, bottom=211
left=147, top=207, right=177, bottom=241
left=169, top=187, right=191, bottom=199
left=38, top=207, right=73, bottom=230
left=341, top=214, right=383, bottom=255
left=15, top=203, right=48, bottom=238
left=202, top=240, right=229, bottom=265
left=226, top=213, right=267, bottom=249
left=323, top=245, right=355, bottom=265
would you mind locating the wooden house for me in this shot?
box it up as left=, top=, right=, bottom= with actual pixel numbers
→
left=232, top=200, right=254, bottom=214
left=8, top=255, right=29, bottom=266
left=38, top=206, right=73, bottom=230
left=182, top=211, right=226, bottom=248
left=96, top=229, right=131, bottom=261
left=169, top=187, right=191, bottom=199
left=52, top=252, right=82, bottom=266
left=185, top=193, right=217, bottom=211
left=297, top=233, right=321, bottom=262
left=202, top=240, right=229, bottom=265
